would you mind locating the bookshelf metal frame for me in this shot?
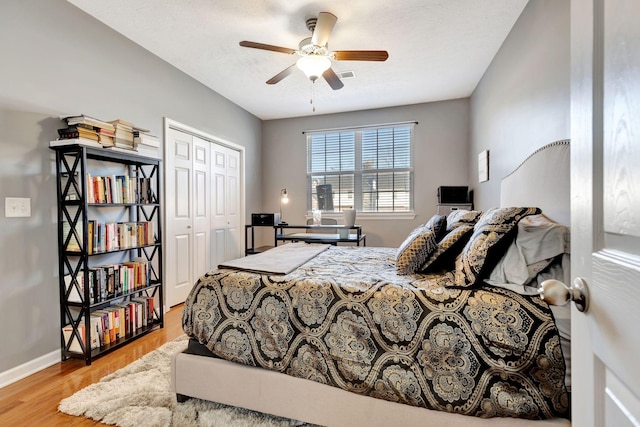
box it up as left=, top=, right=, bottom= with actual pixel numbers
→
left=52, top=144, right=164, bottom=365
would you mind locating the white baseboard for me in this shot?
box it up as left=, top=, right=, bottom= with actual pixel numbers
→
left=0, top=350, right=60, bottom=389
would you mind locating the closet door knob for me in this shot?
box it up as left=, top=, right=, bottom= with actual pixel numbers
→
left=538, top=278, right=589, bottom=313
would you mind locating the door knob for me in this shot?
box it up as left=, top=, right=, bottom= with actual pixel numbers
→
left=538, top=278, right=589, bottom=312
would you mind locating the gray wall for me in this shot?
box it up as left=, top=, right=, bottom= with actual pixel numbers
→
left=0, top=0, right=571, bottom=381
left=261, top=99, right=470, bottom=248
left=0, top=0, right=262, bottom=374
left=469, top=0, right=570, bottom=210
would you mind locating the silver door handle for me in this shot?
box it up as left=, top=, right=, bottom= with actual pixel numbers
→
left=538, top=278, right=589, bottom=313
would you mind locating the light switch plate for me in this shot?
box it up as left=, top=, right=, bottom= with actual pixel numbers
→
left=5, top=197, right=31, bottom=217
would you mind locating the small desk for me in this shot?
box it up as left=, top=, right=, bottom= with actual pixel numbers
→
left=274, top=224, right=366, bottom=247
left=245, top=224, right=274, bottom=255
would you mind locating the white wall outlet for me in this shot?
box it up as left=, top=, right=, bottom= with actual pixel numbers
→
left=5, top=197, right=31, bottom=218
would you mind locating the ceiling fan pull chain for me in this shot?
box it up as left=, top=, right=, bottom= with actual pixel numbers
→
left=311, top=81, right=316, bottom=112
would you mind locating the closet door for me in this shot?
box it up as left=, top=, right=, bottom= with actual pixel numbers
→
left=192, top=137, right=211, bottom=283
left=211, top=143, right=242, bottom=268
left=165, top=130, right=211, bottom=308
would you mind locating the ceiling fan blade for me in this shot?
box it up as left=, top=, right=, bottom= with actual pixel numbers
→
left=266, top=64, right=297, bottom=84
left=239, top=41, right=296, bottom=55
left=333, top=50, right=389, bottom=61
left=312, top=12, right=337, bottom=47
left=322, top=68, right=344, bottom=90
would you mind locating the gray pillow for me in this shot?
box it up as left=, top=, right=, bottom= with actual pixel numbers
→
left=486, top=214, right=570, bottom=288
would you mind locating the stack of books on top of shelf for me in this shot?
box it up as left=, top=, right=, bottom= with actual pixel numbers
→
left=108, top=118, right=135, bottom=150
left=133, top=129, right=160, bottom=158
left=51, top=114, right=116, bottom=149
left=51, top=115, right=154, bottom=155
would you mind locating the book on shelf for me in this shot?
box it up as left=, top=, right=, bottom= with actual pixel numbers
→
left=86, top=173, right=143, bottom=205
left=112, top=303, right=128, bottom=337
left=108, top=118, right=135, bottom=130
left=97, top=128, right=115, bottom=147
left=50, top=138, right=104, bottom=149
left=67, top=270, right=96, bottom=302
left=92, top=309, right=112, bottom=345
left=135, top=144, right=160, bottom=159
left=131, top=297, right=151, bottom=327
left=60, top=172, right=80, bottom=201
left=104, top=306, right=121, bottom=341
left=104, top=145, right=138, bottom=154
left=57, top=125, right=100, bottom=141
left=62, top=323, right=86, bottom=353
left=83, top=260, right=151, bottom=304
left=61, top=114, right=115, bottom=132
left=89, top=313, right=104, bottom=348
left=62, top=221, right=82, bottom=251
left=113, top=132, right=134, bottom=150
left=107, top=119, right=136, bottom=149
left=64, top=274, right=82, bottom=303
left=97, top=127, right=116, bottom=137
left=133, top=131, right=160, bottom=148
left=62, top=314, right=101, bottom=352
left=88, top=266, right=107, bottom=302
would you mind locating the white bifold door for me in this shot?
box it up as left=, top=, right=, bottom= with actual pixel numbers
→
left=165, top=127, right=242, bottom=308
left=210, top=142, right=241, bottom=269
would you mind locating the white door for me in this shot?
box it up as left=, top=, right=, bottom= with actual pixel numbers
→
left=165, top=131, right=211, bottom=308
left=165, top=128, right=194, bottom=307
left=211, top=143, right=242, bottom=267
left=571, top=1, right=640, bottom=425
left=192, top=136, right=211, bottom=282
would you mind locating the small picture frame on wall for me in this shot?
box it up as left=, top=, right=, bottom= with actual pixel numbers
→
left=478, top=150, right=489, bottom=182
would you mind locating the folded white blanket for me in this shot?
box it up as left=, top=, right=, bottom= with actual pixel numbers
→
left=218, top=242, right=330, bottom=274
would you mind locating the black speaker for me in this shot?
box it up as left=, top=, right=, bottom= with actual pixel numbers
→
left=317, top=184, right=334, bottom=210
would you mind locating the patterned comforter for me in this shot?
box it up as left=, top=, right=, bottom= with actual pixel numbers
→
left=182, top=246, right=569, bottom=420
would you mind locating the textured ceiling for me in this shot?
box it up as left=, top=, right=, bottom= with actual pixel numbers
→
left=65, top=0, right=529, bottom=120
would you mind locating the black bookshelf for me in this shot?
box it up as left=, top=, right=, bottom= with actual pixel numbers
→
left=52, top=144, right=164, bottom=365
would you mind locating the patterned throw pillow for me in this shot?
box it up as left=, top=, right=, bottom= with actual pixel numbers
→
left=454, top=207, right=542, bottom=288
left=446, top=209, right=483, bottom=231
left=396, top=215, right=446, bottom=275
left=420, top=224, right=474, bottom=273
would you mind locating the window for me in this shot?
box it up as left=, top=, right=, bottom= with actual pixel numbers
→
left=306, top=122, right=414, bottom=213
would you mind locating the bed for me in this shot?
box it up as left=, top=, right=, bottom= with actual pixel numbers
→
left=171, top=140, right=572, bottom=427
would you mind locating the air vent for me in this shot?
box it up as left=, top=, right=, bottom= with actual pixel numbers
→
left=336, top=70, right=355, bottom=79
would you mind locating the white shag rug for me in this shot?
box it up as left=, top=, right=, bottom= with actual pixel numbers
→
left=58, top=335, right=315, bottom=427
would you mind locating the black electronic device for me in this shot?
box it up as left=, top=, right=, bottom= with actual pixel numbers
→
left=437, top=186, right=470, bottom=204
left=251, top=213, right=281, bottom=226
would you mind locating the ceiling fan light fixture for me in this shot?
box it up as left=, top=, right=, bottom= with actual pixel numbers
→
left=296, top=55, right=331, bottom=81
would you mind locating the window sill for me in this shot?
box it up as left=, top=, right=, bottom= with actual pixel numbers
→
left=305, top=212, right=416, bottom=221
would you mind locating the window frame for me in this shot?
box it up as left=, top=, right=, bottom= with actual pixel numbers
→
left=305, top=122, right=415, bottom=215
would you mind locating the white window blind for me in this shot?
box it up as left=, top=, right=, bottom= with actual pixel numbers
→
left=306, top=123, right=414, bottom=213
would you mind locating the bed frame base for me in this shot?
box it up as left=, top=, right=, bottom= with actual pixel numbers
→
left=171, top=351, right=570, bottom=427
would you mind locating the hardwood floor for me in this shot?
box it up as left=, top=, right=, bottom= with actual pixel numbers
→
left=0, top=304, right=185, bottom=426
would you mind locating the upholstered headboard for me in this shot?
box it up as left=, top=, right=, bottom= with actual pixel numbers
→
left=500, top=140, right=570, bottom=226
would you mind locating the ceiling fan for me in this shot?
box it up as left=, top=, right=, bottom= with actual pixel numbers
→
left=239, top=12, right=389, bottom=90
